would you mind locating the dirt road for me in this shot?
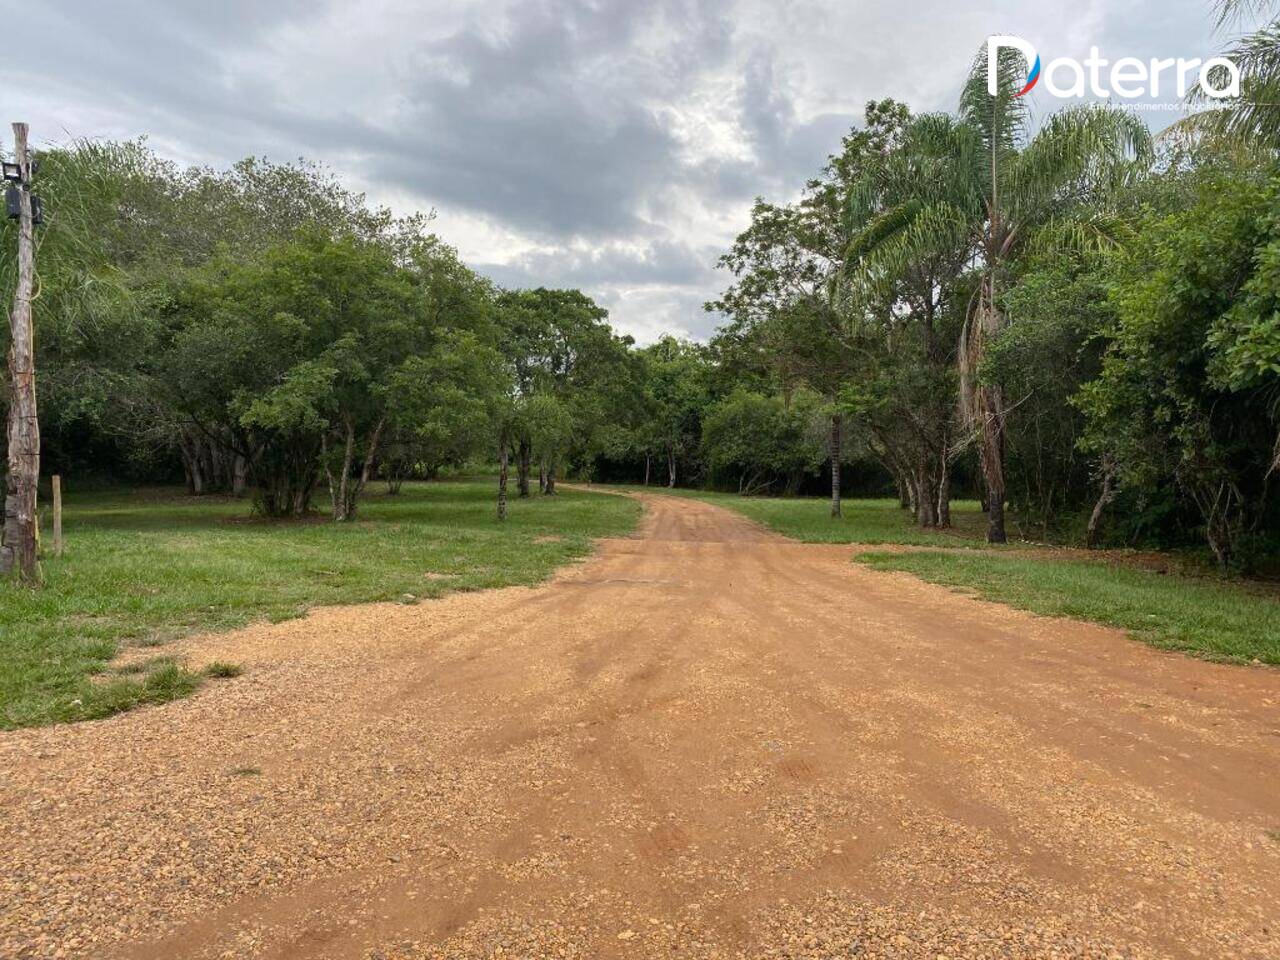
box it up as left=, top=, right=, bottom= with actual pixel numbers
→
left=3, top=493, right=1278, bottom=959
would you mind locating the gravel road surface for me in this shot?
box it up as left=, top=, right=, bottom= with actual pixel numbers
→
left=2, top=493, right=1277, bottom=959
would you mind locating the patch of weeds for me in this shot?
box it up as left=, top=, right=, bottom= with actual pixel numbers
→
left=204, top=661, right=243, bottom=679
left=113, top=655, right=177, bottom=677
left=143, top=662, right=202, bottom=699
left=72, top=661, right=203, bottom=724
left=230, top=765, right=262, bottom=777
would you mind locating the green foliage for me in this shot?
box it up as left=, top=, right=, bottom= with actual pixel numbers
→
left=702, top=389, right=824, bottom=493
left=496, top=287, right=638, bottom=486
left=1077, top=163, right=1280, bottom=569
left=638, top=337, right=713, bottom=484
left=992, top=251, right=1112, bottom=537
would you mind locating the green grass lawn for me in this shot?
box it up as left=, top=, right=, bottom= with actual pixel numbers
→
left=1, top=479, right=639, bottom=729
left=619, top=486, right=1279, bottom=665
left=858, top=550, right=1280, bottom=665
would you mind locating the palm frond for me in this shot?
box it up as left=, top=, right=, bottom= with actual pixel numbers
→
left=1026, top=209, right=1133, bottom=258
left=1191, top=24, right=1280, bottom=147
left=1008, top=105, right=1152, bottom=225
left=1213, top=0, right=1279, bottom=28
left=843, top=200, right=972, bottom=298
left=957, top=41, right=1031, bottom=152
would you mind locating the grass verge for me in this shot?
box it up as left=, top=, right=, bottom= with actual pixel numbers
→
left=1, top=479, right=639, bottom=729
left=621, top=486, right=1278, bottom=665
left=857, top=550, right=1280, bottom=664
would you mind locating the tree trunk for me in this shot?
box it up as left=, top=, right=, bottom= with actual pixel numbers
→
left=1, top=124, right=39, bottom=584
left=327, top=419, right=357, bottom=522
left=915, top=466, right=937, bottom=527
left=544, top=461, right=557, bottom=496
left=497, top=443, right=509, bottom=521
left=978, top=382, right=1007, bottom=543
left=936, top=454, right=951, bottom=529
left=829, top=412, right=842, bottom=519
left=539, top=459, right=547, bottom=495
left=517, top=439, right=531, bottom=498
left=232, top=454, right=248, bottom=497
left=342, top=417, right=385, bottom=522
left=643, top=454, right=651, bottom=487
left=207, top=440, right=225, bottom=492
left=1085, top=464, right=1115, bottom=549
left=667, top=448, right=676, bottom=488
left=178, top=435, right=197, bottom=495
left=979, top=112, right=1009, bottom=545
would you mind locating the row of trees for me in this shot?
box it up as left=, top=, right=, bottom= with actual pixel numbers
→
left=1, top=145, right=662, bottom=535
left=1, top=141, right=809, bottom=538
left=701, top=20, right=1280, bottom=570
left=6, top=1, right=1280, bottom=574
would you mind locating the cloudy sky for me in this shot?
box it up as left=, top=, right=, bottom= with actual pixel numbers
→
left=0, top=0, right=1231, bottom=342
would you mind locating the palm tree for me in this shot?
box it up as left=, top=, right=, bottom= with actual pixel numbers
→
left=1180, top=0, right=1280, bottom=146
left=844, top=46, right=1150, bottom=542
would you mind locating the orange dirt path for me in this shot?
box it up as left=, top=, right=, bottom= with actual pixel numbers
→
left=2, top=492, right=1278, bottom=959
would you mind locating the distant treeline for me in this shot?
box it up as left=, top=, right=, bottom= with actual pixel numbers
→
left=5, top=32, right=1280, bottom=569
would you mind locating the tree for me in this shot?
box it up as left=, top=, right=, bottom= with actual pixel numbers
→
left=702, top=389, right=823, bottom=494
left=496, top=288, right=633, bottom=494
left=712, top=102, right=923, bottom=520
left=1077, top=161, right=1280, bottom=569
left=640, top=337, right=711, bottom=487
left=160, top=228, right=500, bottom=521
left=1179, top=0, right=1280, bottom=146
left=850, top=52, right=1150, bottom=541
left=988, top=250, right=1111, bottom=539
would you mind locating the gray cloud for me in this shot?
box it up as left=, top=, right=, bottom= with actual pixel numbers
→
left=0, top=0, right=1225, bottom=342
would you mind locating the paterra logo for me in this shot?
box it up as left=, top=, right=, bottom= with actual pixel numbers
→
left=987, top=35, right=1240, bottom=100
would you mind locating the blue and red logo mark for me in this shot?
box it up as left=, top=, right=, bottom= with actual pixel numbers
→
left=1015, top=53, right=1041, bottom=97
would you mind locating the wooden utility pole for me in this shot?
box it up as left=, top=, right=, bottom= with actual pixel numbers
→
left=2, top=122, right=41, bottom=583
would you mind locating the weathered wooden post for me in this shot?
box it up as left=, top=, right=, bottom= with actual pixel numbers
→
left=2, top=121, right=42, bottom=584
left=52, top=475, right=62, bottom=557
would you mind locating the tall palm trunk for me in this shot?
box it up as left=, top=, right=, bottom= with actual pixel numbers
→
left=974, top=96, right=1009, bottom=544
left=966, top=279, right=1008, bottom=544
